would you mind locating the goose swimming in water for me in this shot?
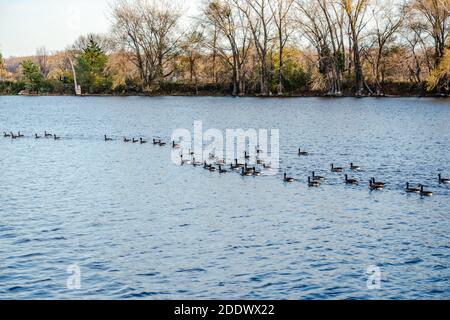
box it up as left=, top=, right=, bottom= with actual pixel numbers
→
left=153, top=138, right=160, bottom=145
left=140, top=138, right=147, bottom=144
left=369, top=180, right=384, bottom=190
left=263, top=163, right=272, bottom=169
left=298, top=148, right=309, bottom=156
left=180, top=154, right=189, bottom=165
left=234, top=159, right=244, bottom=168
left=3, top=132, right=11, bottom=137
left=35, top=133, right=41, bottom=139
left=123, top=137, right=131, bottom=142
left=312, top=171, right=325, bottom=181
left=172, top=141, right=180, bottom=149
left=218, top=165, right=227, bottom=173
left=405, top=182, right=421, bottom=193
left=344, top=174, right=358, bottom=185
left=308, top=177, right=320, bottom=187
left=371, top=178, right=385, bottom=187
left=132, top=138, right=138, bottom=143
left=241, top=167, right=253, bottom=176
left=158, top=141, right=166, bottom=146
left=252, top=167, right=261, bottom=176
left=10, top=132, right=17, bottom=139
left=17, top=131, right=24, bottom=138
left=44, top=131, right=52, bottom=137
left=331, top=164, right=343, bottom=172
left=438, top=174, right=450, bottom=184
left=350, top=163, right=361, bottom=171
left=244, top=151, right=250, bottom=159
left=104, top=135, right=113, bottom=141
left=283, top=173, right=294, bottom=183
left=419, top=185, right=433, bottom=197
left=54, top=134, right=61, bottom=140
left=192, top=158, right=202, bottom=167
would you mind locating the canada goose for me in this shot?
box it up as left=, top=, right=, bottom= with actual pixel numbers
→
left=344, top=174, right=358, bottom=185
left=253, top=167, right=261, bottom=176
left=158, top=141, right=166, bottom=146
left=241, top=167, right=252, bottom=176
left=188, top=149, right=195, bottom=156
left=152, top=138, right=160, bottom=145
left=203, top=161, right=210, bottom=170
left=44, top=131, right=52, bottom=137
left=123, top=137, right=131, bottom=142
left=3, top=132, right=11, bottom=137
left=104, top=135, right=112, bottom=141
left=53, top=134, right=61, bottom=140
left=244, top=151, right=250, bottom=159
left=283, top=173, right=294, bottom=183
left=256, top=146, right=263, bottom=154
left=350, top=163, right=361, bottom=171
left=132, top=138, right=138, bottom=143
left=312, top=171, right=325, bottom=181
left=192, top=158, right=202, bottom=167
left=405, top=182, right=421, bottom=193
left=234, top=159, right=244, bottom=168
left=263, top=163, right=272, bottom=169
left=11, top=132, right=17, bottom=139
left=308, top=177, right=320, bottom=187
left=180, top=154, right=189, bottom=165
left=17, top=131, right=24, bottom=138
left=419, top=185, right=433, bottom=197
left=369, top=180, right=384, bottom=190
left=218, top=165, right=227, bottom=173
left=208, top=165, right=216, bottom=172
left=438, top=174, right=450, bottom=184
left=140, top=138, right=147, bottom=144
left=371, top=178, right=385, bottom=187
left=298, top=148, right=309, bottom=156
left=331, top=164, right=343, bottom=172
left=172, top=141, right=180, bottom=149
left=35, top=133, right=41, bottom=139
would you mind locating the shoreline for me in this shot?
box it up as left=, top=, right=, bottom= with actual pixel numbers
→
left=0, top=93, right=448, bottom=98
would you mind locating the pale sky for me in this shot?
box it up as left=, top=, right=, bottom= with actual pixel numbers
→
left=0, top=0, right=200, bottom=57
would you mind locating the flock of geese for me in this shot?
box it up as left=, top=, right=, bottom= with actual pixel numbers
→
left=4, top=130, right=450, bottom=197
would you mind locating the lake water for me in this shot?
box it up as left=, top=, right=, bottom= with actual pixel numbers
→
left=0, top=96, right=449, bottom=299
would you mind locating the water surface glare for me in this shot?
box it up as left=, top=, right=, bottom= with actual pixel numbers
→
left=0, top=96, right=449, bottom=299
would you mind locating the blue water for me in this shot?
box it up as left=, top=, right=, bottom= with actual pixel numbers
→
left=0, top=96, right=449, bottom=299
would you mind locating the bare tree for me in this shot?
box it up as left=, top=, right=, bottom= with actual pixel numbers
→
left=180, top=29, right=205, bottom=91
left=269, top=0, right=295, bottom=95
left=36, top=47, right=50, bottom=78
left=72, top=33, right=114, bottom=53
left=203, top=0, right=252, bottom=96
left=364, top=0, right=403, bottom=95
left=110, top=0, right=182, bottom=91
left=341, top=0, right=369, bottom=95
left=405, top=0, right=450, bottom=68
left=294, top=0, right=346, bottom=95
left=233, top=0, right=275, bottom=96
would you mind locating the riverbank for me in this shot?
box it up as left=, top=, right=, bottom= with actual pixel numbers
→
left=1, top=92, right=448, bottom=98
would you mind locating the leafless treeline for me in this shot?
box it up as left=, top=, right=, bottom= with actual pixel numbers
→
left=22, top=0, right=449, bottom=95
